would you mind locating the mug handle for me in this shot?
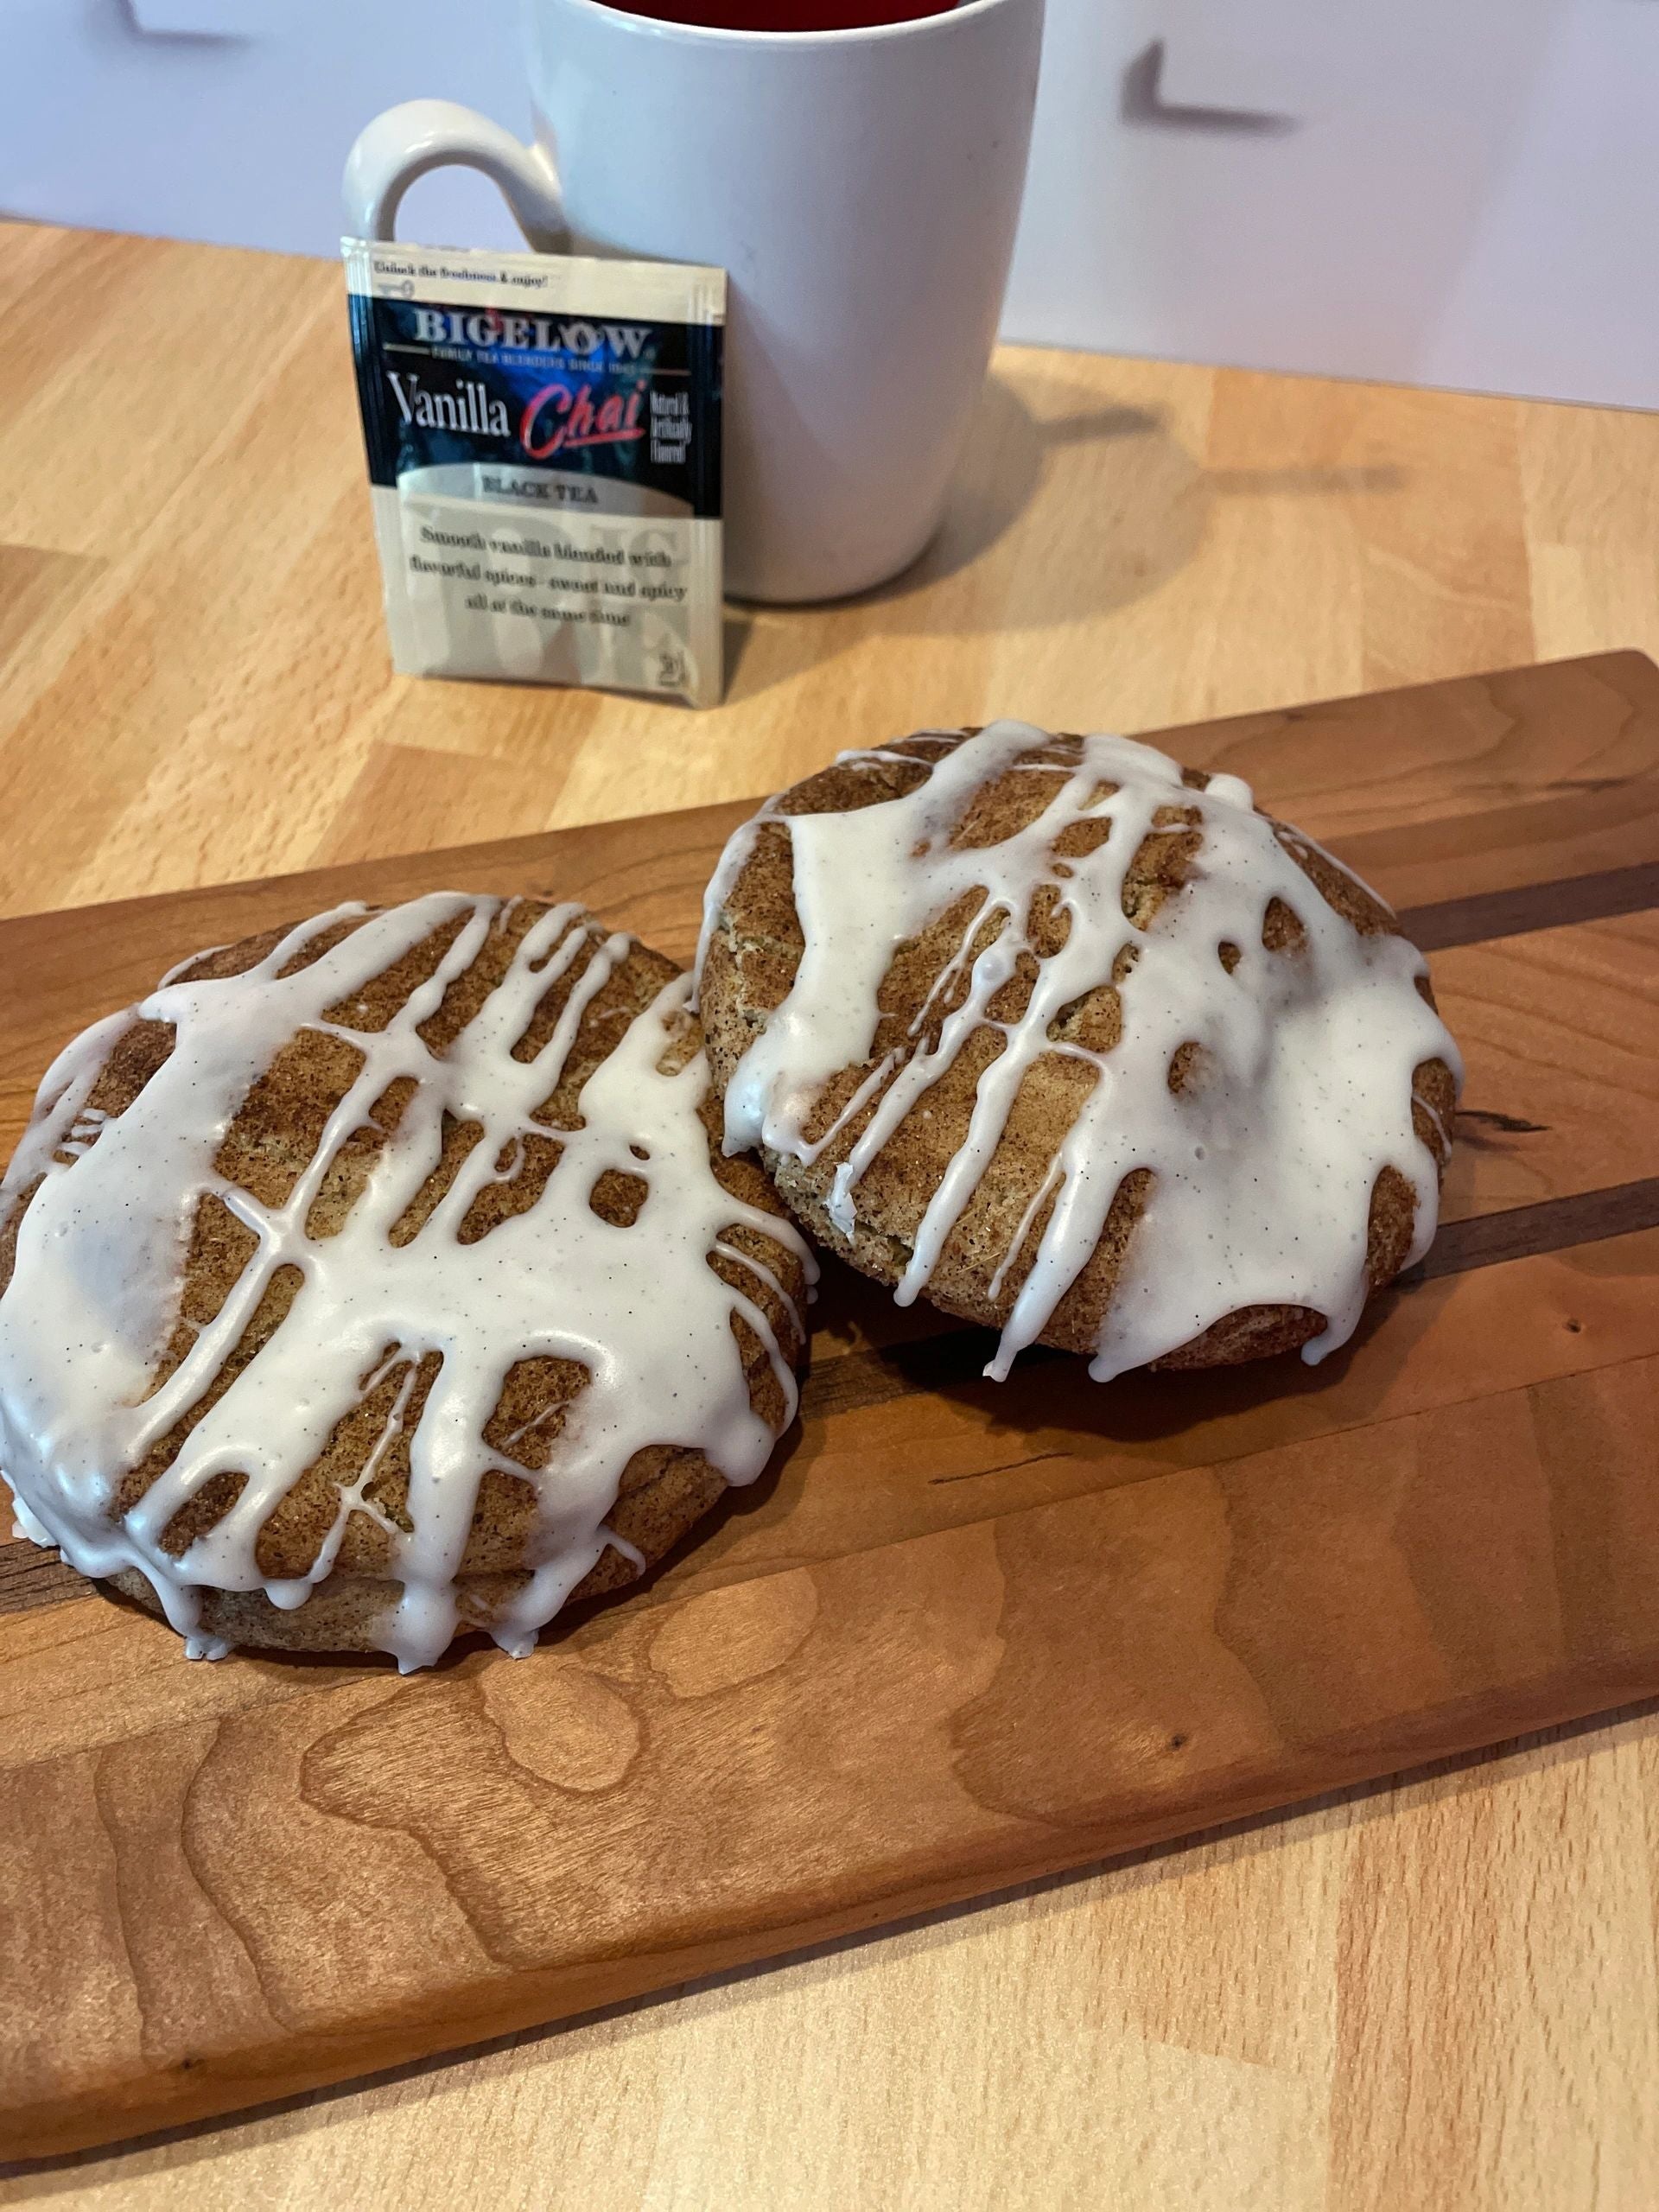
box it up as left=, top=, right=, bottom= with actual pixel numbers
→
left=342, top=98, right=564, bottom=248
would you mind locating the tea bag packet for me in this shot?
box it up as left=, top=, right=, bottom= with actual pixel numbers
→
left=344, top=238, right=724, bottom=706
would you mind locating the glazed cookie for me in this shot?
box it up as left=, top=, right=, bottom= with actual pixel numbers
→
left=0, top=894, right=810, bottom=1668
left=696, top=723, right=1460, bottom=1381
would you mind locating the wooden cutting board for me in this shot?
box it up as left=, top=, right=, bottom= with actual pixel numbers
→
left=3, top=652, right=1657, bottom=2162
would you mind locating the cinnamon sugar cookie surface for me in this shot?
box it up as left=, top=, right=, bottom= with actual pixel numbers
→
left=696, top=723, right=1460, bottom=1379
left=0, top=894, right=810, bottom=1669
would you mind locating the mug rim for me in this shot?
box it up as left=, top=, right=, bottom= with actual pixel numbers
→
left=548, top=0, right=1020, bottom=48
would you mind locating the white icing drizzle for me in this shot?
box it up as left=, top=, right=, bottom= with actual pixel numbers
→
left=0, top=894, right=809, bottom=1670
left=700, top=722, right=1462, bottom=1382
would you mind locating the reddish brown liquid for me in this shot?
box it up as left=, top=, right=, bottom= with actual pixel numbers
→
left=599, top=0, right=956, bottom=28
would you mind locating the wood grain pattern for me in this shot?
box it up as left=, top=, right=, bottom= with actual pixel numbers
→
left=1, top=653, right=1656, bottom=2169
left=6, top=216, right=1659, bottom=2209
left=3, top=223, right=1659, bottom=934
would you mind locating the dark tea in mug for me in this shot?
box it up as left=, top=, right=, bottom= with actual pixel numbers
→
left=600, top=0, right=957, bottom=26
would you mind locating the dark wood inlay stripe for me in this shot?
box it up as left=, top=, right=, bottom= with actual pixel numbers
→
left=804, top=1327, right=1004, bottom=1423
left=1397, top=861, right=1659, bottom=951
left=1412, top=1177, right=1659, bottom=1281
left=0, top=1541, right=86, bottom=1614
left=803, top=1175, right=1659, bottom=1424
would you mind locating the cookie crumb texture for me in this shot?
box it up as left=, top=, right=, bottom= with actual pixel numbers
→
left=697, top=724, right=1460, bottom=1379
left=0, top=897, right=808, bottom=1667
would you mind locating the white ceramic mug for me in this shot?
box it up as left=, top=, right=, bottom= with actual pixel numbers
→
left=344, top=0, right=1044, bottom=604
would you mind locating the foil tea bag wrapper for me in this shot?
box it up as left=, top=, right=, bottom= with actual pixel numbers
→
left=345, top=238, right=724, bottom=707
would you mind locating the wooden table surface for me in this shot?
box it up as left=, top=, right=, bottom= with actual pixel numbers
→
left=1, top=219, right=1656, bottom=2210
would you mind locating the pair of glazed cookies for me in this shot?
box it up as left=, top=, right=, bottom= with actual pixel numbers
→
left=0, top=725, right=1461, bottom=1666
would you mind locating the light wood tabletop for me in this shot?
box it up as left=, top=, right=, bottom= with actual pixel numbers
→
left=2, top=219, right=1657, bottom=2210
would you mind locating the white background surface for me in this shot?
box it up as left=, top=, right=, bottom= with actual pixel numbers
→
left=4, top=0, right=1657, bottom=407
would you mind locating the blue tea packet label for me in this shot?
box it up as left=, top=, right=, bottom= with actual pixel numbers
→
left=345, top=238, right=724, bottom=706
